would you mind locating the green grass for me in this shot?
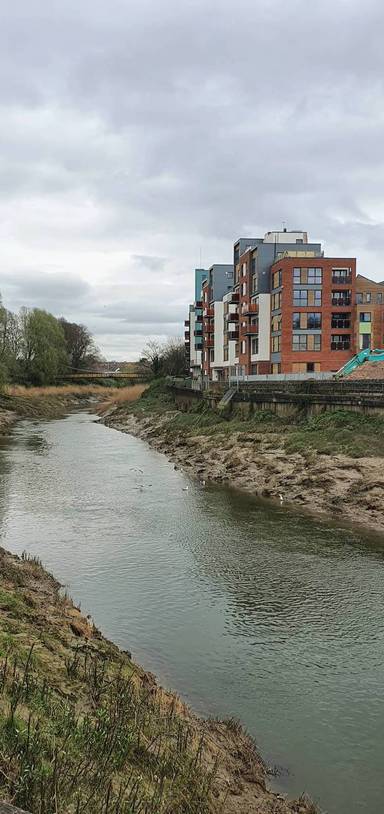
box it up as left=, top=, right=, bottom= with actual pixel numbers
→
left=284, top=410, right=384, bottom=457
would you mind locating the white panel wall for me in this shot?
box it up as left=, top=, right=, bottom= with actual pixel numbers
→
left=251, top=294, right=271, bottom=362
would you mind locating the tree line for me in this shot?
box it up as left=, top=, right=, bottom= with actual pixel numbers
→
left=0, top=297, right=100, bottom=386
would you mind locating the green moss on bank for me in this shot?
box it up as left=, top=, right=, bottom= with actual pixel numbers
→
left=116, top=380, right=384, bottom=458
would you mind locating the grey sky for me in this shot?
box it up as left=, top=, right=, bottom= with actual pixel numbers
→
left=1, top=0, right=384, bottom=358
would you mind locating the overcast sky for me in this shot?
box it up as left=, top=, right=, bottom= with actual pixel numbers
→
left=1, top=0, right=384, bottom=359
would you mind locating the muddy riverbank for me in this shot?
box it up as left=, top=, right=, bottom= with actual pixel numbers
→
left=0, top=545, right=315, bottom=814
left=101, top=406, right=384, bottom=536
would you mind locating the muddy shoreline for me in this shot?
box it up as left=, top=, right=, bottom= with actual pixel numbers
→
left=102, top=407, right=384, bottom=537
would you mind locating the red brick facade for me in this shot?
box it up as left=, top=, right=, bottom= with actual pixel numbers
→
left=270, top=257, right=356, bottom=373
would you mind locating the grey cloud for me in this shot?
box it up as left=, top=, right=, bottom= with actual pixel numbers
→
left=1, top=0, right=384, bottom=357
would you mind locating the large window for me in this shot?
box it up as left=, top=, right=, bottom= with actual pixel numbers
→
left=272, top=269, right=282, bottom=289
left=332, top=290, right=351, bottom=306
left=292, top=334, right=321, bottom=351
left=332, top=312, right=351, bottom=329
left=293, top=289, right=322, bottom=306
left=272, top=335, right=281, bottom=353
left=331, top=335, right=351, bottom=350
left=271, top=314, right=282, bottom=332
left=272, top=291, right=282, bottom=310
left=292, top=312, right=322, bottom=329
left=332, top=268, right=352, bottom=284
left=293, top=267, right=322, bottom=284
left=251, top=337, right=259, bottom=355
left=360, top=312, right=371, bottom=322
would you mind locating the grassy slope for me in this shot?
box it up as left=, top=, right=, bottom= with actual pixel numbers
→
left=0, top=550, right=315, bottom=814
left=0, top=550, right=223, bottom=814
left=115, top=379, right=384, bottom=459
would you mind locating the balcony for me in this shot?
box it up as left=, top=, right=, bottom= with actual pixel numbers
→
left=243, top=325, right=258, bottom=335
left=205, top=324, right=214, bottom=334
left=184, top=320, right=190, bottom=327
left=195, top=300, right=203, bottom=308
left=332, top=275, right=352, bottom=285
left=242, top=303, right=258, bottom=315
left=229, top=292, right=240, bottom=303
left=184, top=331, right=190, bottom=340
left=205, top=337, right=214, bottom=347
left=225, top=311, right=239, bottom=320
left=194, top=330, right=203, bottom=337
left=204, top=307, right=214, bottom=317
left=331, top=297, right=351, bottom=307
left=228, top=331, right=239, bottom=341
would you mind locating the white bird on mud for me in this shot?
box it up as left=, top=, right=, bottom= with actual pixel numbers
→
left=279, top=493, right=284, bottom=503
left=182, top=486, right=189, bottom=491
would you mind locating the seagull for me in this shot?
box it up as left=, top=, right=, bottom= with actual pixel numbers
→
left=182, top=486, right=189, bottom=491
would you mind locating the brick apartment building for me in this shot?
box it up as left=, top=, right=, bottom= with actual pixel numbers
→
left=355, top=274, right=384, bottom=351
left=270, top=257, right=356, bottom=373
left=184, top=230, right=384, bottom=383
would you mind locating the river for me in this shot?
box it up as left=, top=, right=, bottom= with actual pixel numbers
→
left=0, top=411, right=383, bottom=814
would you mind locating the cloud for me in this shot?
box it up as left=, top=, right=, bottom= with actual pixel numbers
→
left=1, top=0, right=384, bottom=357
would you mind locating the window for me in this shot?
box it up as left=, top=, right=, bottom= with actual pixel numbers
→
left=332, top=268, right=351, bottom=284
left=272, top=291, right=282, bottom=310
left=272, top=335, right=281, bottom=353
left=293, top=289, right=308, bottom=306
left=293, top=267, right=322, bottom=284
left=251, top=337, right=259, bottom=355
left=296, top=238, right=304, bottom=244
left=366, top=292, right=371, bottom=303
left=361, top=334, right=371, bottom=350
left=332, top=312, right=351, bottom=329
left=242, top=263, right=247, bottom=277
left=331, top=335, right=351, bottom=350
left=307, top=267, right=322, bottom=284
left=292, top=312, right=321, bottom=329
left=241, top=340, right=246, bottom=354
left=293, top=289, right=322, bottom=306
left=356, top=293, right=363, bottom=304
left=271, top=363, right=281, bottom=374
left=292, top=334, right=321, bottom=351
left=307, top=362, right=315, bottom=372
left=292, top=312, right=301, bottom=329
left=251, top=258, right=256, bottom=275
left=307, top=312, right=322, bottom=329
left=332, top=290, right=351, bottom=306
left=377, top=292, right=383, bottom=304
left=242, top=282, right=247, bottom=296
left=271, top=314, right=282, bottom=332
left=272, top=269, right=282, bottom=289
left=360, top=312, right=371, bottom=322
left=252, top=274, right=258, bottom=294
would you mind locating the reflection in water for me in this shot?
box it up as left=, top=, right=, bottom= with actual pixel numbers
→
left=0, top=413, right=383, bottom=814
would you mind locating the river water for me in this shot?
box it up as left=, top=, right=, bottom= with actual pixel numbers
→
left=0, top=412, right=383, bottom=814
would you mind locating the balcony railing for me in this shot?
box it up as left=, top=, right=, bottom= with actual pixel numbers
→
left=242, top=303, right=258, bottom=315
left=332, top=276, right=352, bottom=285
left=225, top=311, right=239, bottom=320
left=243, top=325, right=258, bottom=335
left=205, top=324, right=214, bottom=334
left=205, top=338, right=214, bottom=347
left=229, top=292, right=240, bottom=303
left=184, top=331, right=190, bottom=340
left=195, top=300, right=203, bottom=308
left=204, top=307, right=214, bottom=317
left=194, top=330, right=202, bottom=337
left=184, top=320, right=190, bottom=327
left=331, top=297, right=351, bottom=306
